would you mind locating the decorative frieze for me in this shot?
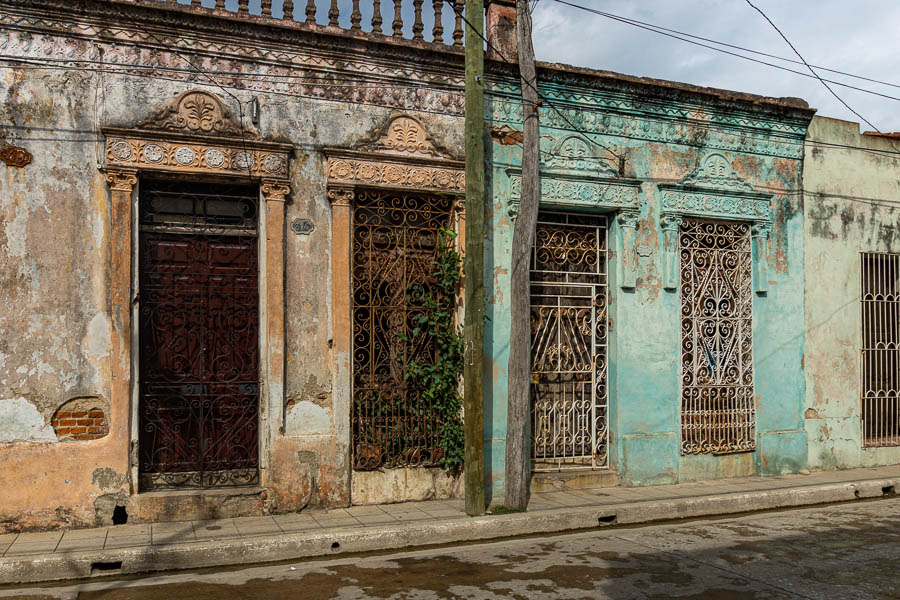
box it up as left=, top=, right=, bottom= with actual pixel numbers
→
left=507, top=176, right=639, bottom=217
left=660, top=153, right=774, bottom=293
left=325, top=115, right=464, bottom=195
left=327, top=157, right=464, bottom=193
left=103, top=90, right=291, bottom=183
left=490, top=98, right=805, bottom=159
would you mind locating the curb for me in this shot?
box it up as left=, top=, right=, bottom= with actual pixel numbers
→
left=2, top=476, right=897, bottom=585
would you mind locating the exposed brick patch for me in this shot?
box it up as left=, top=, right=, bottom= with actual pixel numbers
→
left=51, top=408, right=109, bottom=441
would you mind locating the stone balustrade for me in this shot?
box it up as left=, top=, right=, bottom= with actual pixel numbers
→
left=137, top=0, right=466, bottom=47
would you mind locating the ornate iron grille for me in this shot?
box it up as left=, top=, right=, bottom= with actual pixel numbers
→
left=680, top=219, right=755, bottom=455
left=530, top=212, right=609, bottom=471
left=861, top=252, right=900, bottom=447
left=138, top=179, right=260, bottom=490
left=351, top=190, right=454, bottom=470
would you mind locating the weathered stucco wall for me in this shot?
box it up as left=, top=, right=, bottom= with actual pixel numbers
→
left=485, top=67, right=813, bottom=499
left=804, top=116, right=900, bottom=470
left=0, top=0, right=465, bottom=531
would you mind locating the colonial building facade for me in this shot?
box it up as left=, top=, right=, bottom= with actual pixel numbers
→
left=0, top=0, right=896, bottom=534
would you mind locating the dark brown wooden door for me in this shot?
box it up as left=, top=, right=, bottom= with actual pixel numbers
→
left=138, top=180, right=260, bottom=490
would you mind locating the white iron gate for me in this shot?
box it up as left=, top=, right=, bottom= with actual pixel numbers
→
left=530, top=212, right=609, bottom=471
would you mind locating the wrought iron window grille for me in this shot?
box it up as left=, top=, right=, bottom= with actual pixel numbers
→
left=530, top=212, right=610, bottom=471
left=860, top=252, right=900, bottom=447
left=679, top=218, right=756, bottom=455
left=138, top=179, right=261, bottom=490
left=351, top=189, right=455, bottom=470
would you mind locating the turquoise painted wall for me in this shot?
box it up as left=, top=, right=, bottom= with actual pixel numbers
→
left=483, top=68, right=814, bottom=501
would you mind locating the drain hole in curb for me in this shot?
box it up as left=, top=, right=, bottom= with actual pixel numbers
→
left=331, top=541, right=340, bottom=550
left=112, top=505, right=128, bottom=525
left=598, top=514, right=617, bottom=525
left=206, top=525, right=222, bottom=531
left=91, top=561, right=123, bottom=573
left=854, top=489, right=861, bottom=498
left=883, top=485, right=896, bottom=496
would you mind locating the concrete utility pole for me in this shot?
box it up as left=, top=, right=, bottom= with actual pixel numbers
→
left=463, top=0, right=486, bottom=516
left=505, top=0, right=539, bottom=511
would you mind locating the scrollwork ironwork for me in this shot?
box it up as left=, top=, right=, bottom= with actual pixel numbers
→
left=351, top=190, right=454, bottom=470
left=530, top=212, right=609, bottom=470
left=679, top=218, right=755, bottom=455
left=138, top=180, right=261, bottom=490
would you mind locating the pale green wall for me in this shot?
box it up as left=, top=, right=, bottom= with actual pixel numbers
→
left=804, top=116, right=900, bottom=470
left=484, top=68, right=814, bottom=500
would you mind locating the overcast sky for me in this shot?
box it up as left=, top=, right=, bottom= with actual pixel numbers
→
left=530, top=0, right=900, bottom=132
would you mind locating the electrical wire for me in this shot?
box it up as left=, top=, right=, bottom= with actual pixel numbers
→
left=743, top=0, right=882, bottom=134
left=549, top=0, right=900, bottom=105
left=451, top=1, right=623, bottom=163
left=549, top=2, right=900, bottom=92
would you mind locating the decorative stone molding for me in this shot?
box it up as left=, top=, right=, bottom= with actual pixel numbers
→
left=261, top=181, right=291, bottom=203
left=541, top=135, right=619, bottom=176
left=139, top=90, right=259, bottom=140
left=354, top=115, right=454, bottom=159
left=751, top=221, right=772, bottom=294
left=327, top=187, right=354, bottom=206
left=0, top=145, right=32, bottom=167
left=616, top=209, right=641, bottom=290
left=507, top=175, right=639, bottom=217
left=660, top=153, right=773, bottom=293
left=103, top=90, right=291, bottom=183
left=660, top=213, right=683, bottom=291
left=325, top=115, right=464, bottom=195
left=104, top=168, right=138, bottom=192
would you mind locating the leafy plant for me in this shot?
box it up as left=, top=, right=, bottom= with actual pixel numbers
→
left=399, top=227, right=465, bottom=474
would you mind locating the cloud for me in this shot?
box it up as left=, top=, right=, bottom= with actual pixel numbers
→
left=531, top=0, right=900, bottom=131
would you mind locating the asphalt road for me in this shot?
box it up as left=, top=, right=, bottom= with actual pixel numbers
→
left=3, top=497, right=900, bottom=599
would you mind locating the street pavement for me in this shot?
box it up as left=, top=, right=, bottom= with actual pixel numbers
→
left=2, top=496, right=899, bottom=599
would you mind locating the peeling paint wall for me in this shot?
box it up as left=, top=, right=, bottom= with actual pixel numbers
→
left=485, top=68, right=814, bottom=498
left=0, top=0, right=465, bottom=532
left=803, top=116, right=900, bottom=470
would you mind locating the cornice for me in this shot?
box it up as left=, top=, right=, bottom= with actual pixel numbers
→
left=0, top=0, right=465, bottom=82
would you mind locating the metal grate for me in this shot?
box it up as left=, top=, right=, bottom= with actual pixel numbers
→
left=680, top=219, right=755, bottom=455
left=861, top=252, right=900, bottom=447
left=530, top=212, right=609, bottom=471
left=351, top=190, right=454, bottom=470
left=138, top=179, right=260, bottom=490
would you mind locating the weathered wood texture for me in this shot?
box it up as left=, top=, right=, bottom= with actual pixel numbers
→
left=463, top=0, right=486, bottom=516
left=505, top=0, right=538, bottom=511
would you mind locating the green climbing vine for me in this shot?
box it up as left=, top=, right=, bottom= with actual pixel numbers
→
left=400, top=227, right=465, bottom=474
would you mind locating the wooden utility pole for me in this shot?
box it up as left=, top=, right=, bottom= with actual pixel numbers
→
left=505, top=0, right=539, bottom=511
left=463, top=0, right=486, bottom=516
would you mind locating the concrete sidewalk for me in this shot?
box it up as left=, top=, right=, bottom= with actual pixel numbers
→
left=2, top=465, right=899, bottom=585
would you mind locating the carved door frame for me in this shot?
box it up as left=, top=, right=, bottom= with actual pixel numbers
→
left=102, top=90, right=292, bottom=491
left=323, top=115, right=465, bottom=483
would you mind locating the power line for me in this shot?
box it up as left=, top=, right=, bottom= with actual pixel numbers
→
left=550, top=0, right=900, bottom=105
left=550, top=2, right=900, bottom=93
left=452, top=1, right=624, bottom=164
left=743, top=0, right=882, bottom=134
left=11, top=54, right=900, bottom=162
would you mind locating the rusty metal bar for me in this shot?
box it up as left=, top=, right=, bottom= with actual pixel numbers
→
left=861, top=252, right=900, bottom=447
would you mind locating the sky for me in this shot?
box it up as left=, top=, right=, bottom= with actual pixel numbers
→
left=191, top=0, right=900, bottom=132
left=530, top=0, right=900, bottom=132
